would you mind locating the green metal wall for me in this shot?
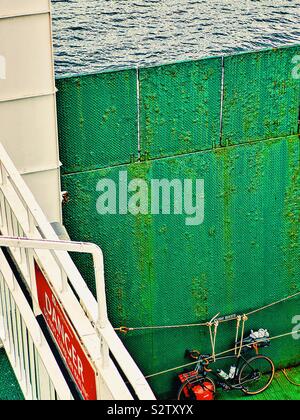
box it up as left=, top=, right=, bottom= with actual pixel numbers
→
left=222, top=47, right=300, bottom=146
left=57, top=68, right=138, bottom=173
left=139, top=57, right=222, bottom=158
left=56, top=45, right=300, bottom=399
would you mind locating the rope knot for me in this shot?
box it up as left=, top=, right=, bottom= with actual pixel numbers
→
left=119, top=326, right=130, bottom=334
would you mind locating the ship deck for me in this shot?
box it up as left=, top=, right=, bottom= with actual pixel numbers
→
left=0, top=349, right=23, bottom=400
left=0, top=347, right=299, bottom=400
left=219, top=366, right=300, bottom=401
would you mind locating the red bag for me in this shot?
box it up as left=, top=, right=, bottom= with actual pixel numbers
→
left=192, top=382, right=214, bottom=400
left=179, top=371, right=214, bottom=400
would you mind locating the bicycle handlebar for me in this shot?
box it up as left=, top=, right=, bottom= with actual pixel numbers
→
left=185, top=349, right=211, bottom=362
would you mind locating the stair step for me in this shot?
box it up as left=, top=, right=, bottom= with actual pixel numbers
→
left=0, top=349, right=24, bottom=400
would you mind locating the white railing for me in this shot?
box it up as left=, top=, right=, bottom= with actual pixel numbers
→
left=0, top=247, right=73, bottom=400
left=0, top=143, right=155, bottom=400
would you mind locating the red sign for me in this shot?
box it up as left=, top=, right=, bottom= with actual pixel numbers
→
left=35, top=262, right=97, bottom=400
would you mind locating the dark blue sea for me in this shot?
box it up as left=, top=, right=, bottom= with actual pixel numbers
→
left=51, top=0, right=300, bottom=76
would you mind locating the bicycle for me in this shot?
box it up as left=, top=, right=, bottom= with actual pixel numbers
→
left=177, top=337, right=275, bottom=400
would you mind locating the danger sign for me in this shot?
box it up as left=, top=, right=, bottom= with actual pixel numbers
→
left=35, top=262, right=97, bottom=400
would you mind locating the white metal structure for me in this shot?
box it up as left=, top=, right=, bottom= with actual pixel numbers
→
left=0, top=248, right=73, bottom=400
left=0, top=142, right=155, bottom=400
left=0, top=0, right=61, bottom=222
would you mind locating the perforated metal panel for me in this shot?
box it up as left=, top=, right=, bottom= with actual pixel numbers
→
left=58, top=45, right=300, bottom=398
left=56, top=69, right=138, bottom=174
left=62, top=135, right=300, bottom=397
left=139, top=57, right=222, bottom=159
left=222, top=45, right=300, bottom=146
left=0, top=349, right=24, bottom=400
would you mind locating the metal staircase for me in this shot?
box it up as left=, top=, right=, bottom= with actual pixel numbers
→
left=0, top=143, right=155, bottom=400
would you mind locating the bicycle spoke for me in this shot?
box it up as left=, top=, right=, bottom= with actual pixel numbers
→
left=239, top=356, right=274, bottom=395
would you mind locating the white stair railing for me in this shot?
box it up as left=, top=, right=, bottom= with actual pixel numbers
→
left=0, top=143, right=155, bottom=400
left=0, top=247, right=73, bottom=400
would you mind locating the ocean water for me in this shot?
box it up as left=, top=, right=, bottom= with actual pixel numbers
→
left=51, top=0, right=300, bottom=76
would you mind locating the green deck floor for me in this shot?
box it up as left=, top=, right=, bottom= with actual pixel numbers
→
left=218, top=365, right=300, bottom=400
left=0, top=345, right=299, bottom=400
left=0, top=348, right=24, bottom=400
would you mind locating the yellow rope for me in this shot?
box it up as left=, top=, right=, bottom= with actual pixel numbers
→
left=246, top=291, right=300, bottom=316
left=213, top=321, right=219, bottom=361
left=208, top=320, right=219, bottom=362
left=237, top=315, right=248, bottom=358
left=145, top=329, right=300, bottom=379
left=115, top=291, right=300, bottom=333
left=234, top=315, right=242, bottom=355
left=208, top=323, right=214, bottom=358
left=282, top=369, right=300, bottom=387
left=114, top=321, right=209, bottom=333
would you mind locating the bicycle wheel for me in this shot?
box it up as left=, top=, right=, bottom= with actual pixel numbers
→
left=238, top=355, right=275, bottom=395
left=177, top=376, right=216, bottom=400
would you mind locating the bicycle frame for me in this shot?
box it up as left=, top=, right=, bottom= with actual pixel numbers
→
left=197, top=351, right=262, bottom=391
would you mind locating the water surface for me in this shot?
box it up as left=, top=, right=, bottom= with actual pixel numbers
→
left=51, top=0, right=300, bottom=76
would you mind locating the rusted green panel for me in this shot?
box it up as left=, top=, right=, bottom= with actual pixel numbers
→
left=61, top=135, right=300, bottom=398
left=56, top=69, right=138, bottom=174
left=139, top=57, right=222, bottom=159
left=57, top=45, right=300, bottom=399
left=222, top=45, right=300, bottom=146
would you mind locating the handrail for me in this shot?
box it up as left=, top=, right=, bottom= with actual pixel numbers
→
left=0, top=235, right=156, bottom=399
left=0, top=247, right=73, bottom=400
left=0, top=237, right=108, bottom=326
left=0, top=143, right=155, bottom=400
left=0, top=143, right=99, bottom=323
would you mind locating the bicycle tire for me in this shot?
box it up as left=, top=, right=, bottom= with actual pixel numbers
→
left=177, top=376, right=216, bottom=400
left=238, top=355, right=275, bottom=395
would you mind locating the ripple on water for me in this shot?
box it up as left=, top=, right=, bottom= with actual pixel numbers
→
left=51, top=0, right=300, bottom=76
